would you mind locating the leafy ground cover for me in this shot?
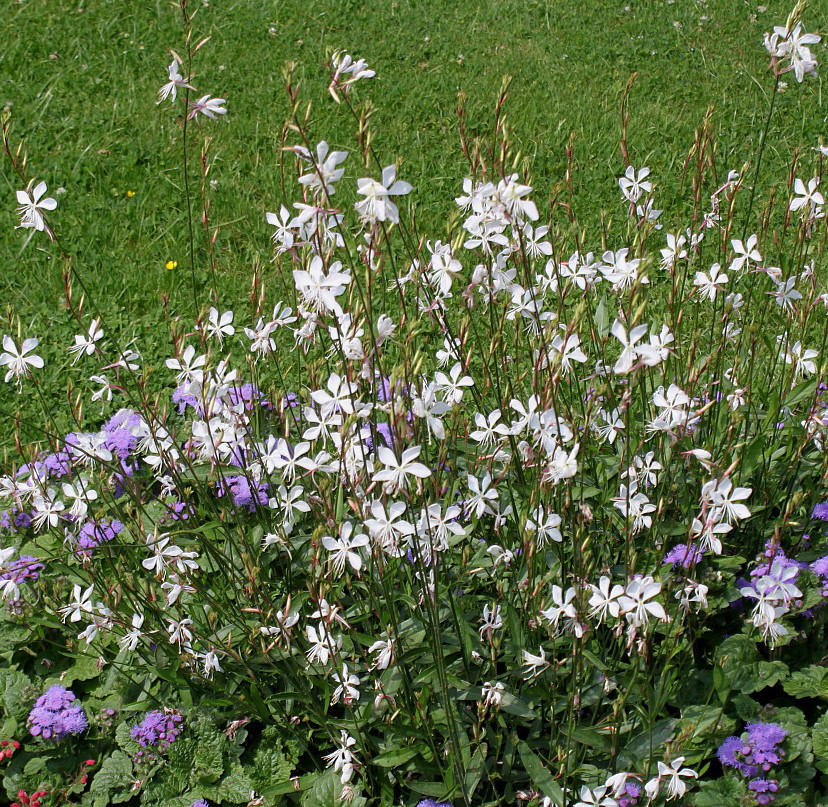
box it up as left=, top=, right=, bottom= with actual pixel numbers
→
left=1, top=1, right=828, bottom=807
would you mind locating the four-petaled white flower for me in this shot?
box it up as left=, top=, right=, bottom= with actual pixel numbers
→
left=355, top=165, right=412, bottom=225
left=187, top=95, right=228, bottom=121
left=16, top=181, right=57, bottom=233
left=0, top=336, right=44, bottom=385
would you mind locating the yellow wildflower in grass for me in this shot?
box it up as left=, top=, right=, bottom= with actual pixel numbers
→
left=165, top=260, right=178, bottom=271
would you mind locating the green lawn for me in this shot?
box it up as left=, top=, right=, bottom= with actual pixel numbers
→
left=0, top=0, right=825, bottom=446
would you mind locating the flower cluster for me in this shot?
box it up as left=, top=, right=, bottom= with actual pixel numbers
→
left=131, top=710, right=184, bottom=752
left=718, top=723, right=788, bottom=803
left=27, top=686, right=88, bottom=740
left=0, top=739, right=20, bottom=760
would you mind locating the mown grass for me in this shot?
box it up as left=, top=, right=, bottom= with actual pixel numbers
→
left=0, top=0, right=825, bottom=449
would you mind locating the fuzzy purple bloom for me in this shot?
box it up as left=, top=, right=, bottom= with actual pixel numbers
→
left=130, top=710, right=184, bottom=749
left=618, top=782, right=642, bottom=807
left=190, top=800, right=210, bottom=807
left=172, top=384, right=204, bottom=416
left=76, top=519, right=124, bottom=558
left=1, top=554, right=44, bottom=585
left=227, top=383, right=271, bottom=412
left=662, top=543, right=705, bottom=568
left=216, top=475, right=268, bottom=512
left=811, top=502, right=828, bottom=521
left=415, top=801, right=452, bottom=807
left=27, top=686, right=88, bottom=740
left=748, top=778, right=779, bottom=805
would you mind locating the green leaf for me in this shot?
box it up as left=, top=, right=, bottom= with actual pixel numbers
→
left=783, top=666, right=828, bottom=700
left=407, top=781, right=452, bottom=798
left=594, top=294, right=610, bottom=339
left=517, top=741, right=563, bottom=806
left=372, top=746, right=421, bottom=768
left=618, top=719, right=676, bottom=767
left=301, top=769, right=347, bottom=807
left=714, top=635, right=788, bottom=695
left=812, top=712, right=828, bottom=774
left=251, top=727, right=297, bottom=787
left=89, top=750, right=134, bottom=807
left=691, top=775, right=743, bottom=806
left=463, top=746, right=486, bottom=802
left=216, top=763, right=255, bottom=803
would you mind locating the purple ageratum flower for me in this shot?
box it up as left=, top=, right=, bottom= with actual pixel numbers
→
left=719, top=723, right=788, bottom=781
left=227, top=383, right=271, bottom=412
left=216, top=475, right=268, bottom=512
left=415, top=801, right=452, bottom=807
left=172, top=384, right=204, bottom=416
left=1, top=554, right=44, bottom=585
left=190, top=800, right=210, bottom=807
left=41, top=450, right=72, bottom=478
left=662, top=542, right=705, bottom=568
left=130, top=710, right=184, bottom=750
left=27, top=686, right=88, bottom=740
left=811, top=554, right=828, bottom=581
left=617, top=782, right=642, bottom=807
left=746, top=723, right=787, bottom=767
left=76, top=519, right=124, bottom=559
left=1, top=508, right=32, bottom=534
left=812, top=502, right=828, bottom=521
left=718, top=735, right=758, bottom=778
left=748, top=778, right=780, bottom=805
left=158, top=501, right=195, bottom=525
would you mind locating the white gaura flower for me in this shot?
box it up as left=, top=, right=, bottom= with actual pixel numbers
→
left=644, top=757, right=698, bottom=801
left=16, top=181, right=57, bottom=233
left=119, top=613, right=146, bottom=652
left=573, top=784, right=618, bottom=807
left=331, top=663, right=361, bottom=704
left=479, top=603, right=503, bottom=639
left=0, top=336, right=44, bottom=385
left=322, top=521, right=370, bottom=575
left=588, top=576, right=624, bottom=624
left=165, top=344, right=206, bottom=384
left=355, top=165, right=412, bottom=225
left=157, top=56, right=194, bottom=103
left=205, top=307, right=235, bottom=343
left=323, top=730, right=357, bottom=785
left=306, top=622, right=341, bottom=666
left=59, top=584, right=94, bottom=623
left=68, top=319, right=104, bottom=363
left=481, top=681, right=505, bottom=708
left=368, top=637, right=395, bottom=670
left=373, top=446, right=431, bottom=493
left=297, top=141, right=348, bottom=197
left=618, top=576, right=667, bottom=628
left=542, top=443, right=579, bottom=485
left=789, top=177, right=824, bottom=216
left=693, top=262, right=728, bottom=302
left=701, top=477, right=752, bottom=524
left=783, top=340, right=818, bottom=377
left=187, top=95, right=227, bottom=121
left=522, top=647, right=549, bottom=679
left=618, top=165, right=651, bottom=203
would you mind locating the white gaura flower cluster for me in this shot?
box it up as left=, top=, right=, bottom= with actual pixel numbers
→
left=764, top=20, right=821, bottom=82
left=9, top=22, right=828, bottom=798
